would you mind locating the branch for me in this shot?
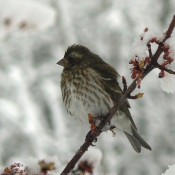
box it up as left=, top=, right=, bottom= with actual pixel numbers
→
left=156, top=63, right=175, bottom=74
left=163, top=14, right=175, bottom=41
left=60, top=14, right=175, bottom=175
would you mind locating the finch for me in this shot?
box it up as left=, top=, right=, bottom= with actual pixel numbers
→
left=57, top=44, right=151, bottom=153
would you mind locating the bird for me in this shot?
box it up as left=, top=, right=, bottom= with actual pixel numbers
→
left=57, top=44, right=151, bottom=153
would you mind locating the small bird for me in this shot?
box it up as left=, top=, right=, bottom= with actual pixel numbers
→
left=57, top=44, right=151, bottom=153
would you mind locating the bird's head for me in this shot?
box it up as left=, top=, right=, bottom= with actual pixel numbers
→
left=57, top=44, right=119, bottom=78
left=57, top=44, right=101, bottom=69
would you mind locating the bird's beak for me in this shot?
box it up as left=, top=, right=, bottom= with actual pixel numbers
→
left=57, top=58, right=65, bottom=67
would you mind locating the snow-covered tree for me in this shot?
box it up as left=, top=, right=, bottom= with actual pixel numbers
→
left=0, top=1, right=175, bottom=175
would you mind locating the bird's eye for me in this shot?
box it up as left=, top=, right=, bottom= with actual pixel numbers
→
left=68, top=56, right=74, bottom=63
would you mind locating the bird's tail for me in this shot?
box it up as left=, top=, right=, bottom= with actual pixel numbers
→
left=124, top=126, right=151, bottom=153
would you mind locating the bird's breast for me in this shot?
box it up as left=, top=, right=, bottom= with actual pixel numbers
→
left=61, top=68, right=114, bottom=123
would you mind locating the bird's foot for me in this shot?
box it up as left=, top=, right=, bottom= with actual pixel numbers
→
left=85, top=130, right=97, bottom=146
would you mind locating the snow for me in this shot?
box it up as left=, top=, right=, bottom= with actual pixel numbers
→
left=24, top=157, right=40, bottom=174
left=0, top=163, right=25, bottom=175
left=0, top=99, right=20, bottom=120
left=78, top=147, right=102, bottom=167
left=142, top=30, right=164, bottom=44
left=165, top=38, right=175, bottom=69
left=129, top=30, right=164, bottom=61
left=0, top=1, right=175, bottom=175
left=74, top=147, right=102, bottom=173
left=159, top=72, right=175, bottom=93
left=107, top=10, right=124, bottom=30
left=129, top=37, right=148, bottom=61
left=159, top=37, right=175, bottom=93
left=0, top=0, right=56, bottom=39
left=162, top=164, right=175, bottom=175
left=24, top=156, right=61, bottom=174
left=130, top=30, right=175, bottom=93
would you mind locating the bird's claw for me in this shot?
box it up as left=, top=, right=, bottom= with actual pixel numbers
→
left=85, top=131, right=98, bottom=146
left=110, top=128, right=116, bottom=137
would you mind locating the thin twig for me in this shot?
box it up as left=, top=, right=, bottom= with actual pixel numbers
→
left=122, top=76, right=127, bottom=92
left=156, top=63, right=175, bottom=74
left=147, top=43, right=152, bottom=58
left=163, top=14, right=175, bottom=41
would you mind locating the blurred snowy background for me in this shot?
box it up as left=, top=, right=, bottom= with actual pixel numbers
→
left=0, top=0, right=175, bottom=175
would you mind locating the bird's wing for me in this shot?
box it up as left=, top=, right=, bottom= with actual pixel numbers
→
left=92, top=62, right=137, bottom=130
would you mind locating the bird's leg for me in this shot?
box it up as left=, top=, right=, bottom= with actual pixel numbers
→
left=88, top=113, right=116, bottom=137
left=88, top=113, right=98, bottom=132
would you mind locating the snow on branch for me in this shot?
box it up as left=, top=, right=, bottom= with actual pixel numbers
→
left=0, top=149, right=102, bottom=175
left=0, top=0, right=56, bottom=39
left=162, top=164, right=175, bottom=175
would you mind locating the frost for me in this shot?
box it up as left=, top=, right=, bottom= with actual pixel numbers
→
left=0, top=0, right=56, bottom=39
left=162, top=164, right=175, bottom=175
left=159, top=72, right=175, bottom=93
